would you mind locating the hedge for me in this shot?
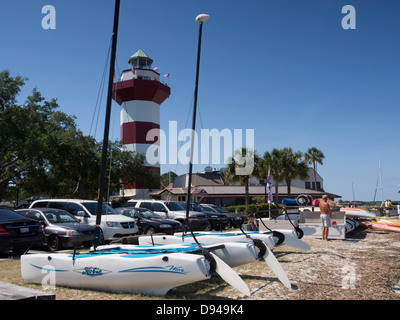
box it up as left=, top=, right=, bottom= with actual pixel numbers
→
left=223, top=203, right=283, bottom=218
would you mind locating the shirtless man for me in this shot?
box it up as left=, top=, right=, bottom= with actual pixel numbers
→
left=319, top=194, right=334, bottom=240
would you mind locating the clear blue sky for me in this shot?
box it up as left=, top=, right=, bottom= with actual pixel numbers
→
left=1, top=0, right=399, bottom=201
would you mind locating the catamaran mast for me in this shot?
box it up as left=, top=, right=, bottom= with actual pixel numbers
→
left=184, top=14, right=209, bottom=233
left=94, top=0, right=121, bottom=249
left=379, top=157, right=383, bottom=202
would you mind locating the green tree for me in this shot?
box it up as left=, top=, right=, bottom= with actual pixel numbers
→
left=39, top=115, right=100, bottom=199
left=258, top=148, right=285, bottom=205
left=281, top=147, right=309, bottom=197
left=0, top=70, right=159, bottom=202
left=304, top=147, right=325, bottom=191
left=224, top=148, right=259, bottom=206
left=0, top=71, right=59, bottom=199
left=160, top=171, right=177, bottom=189
left=117, top=149, right=160, bottom=192
left=0, top=70, right=26, bottom=198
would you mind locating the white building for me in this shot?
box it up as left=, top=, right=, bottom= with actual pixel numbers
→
left=151, top=167, right=340, bottom=206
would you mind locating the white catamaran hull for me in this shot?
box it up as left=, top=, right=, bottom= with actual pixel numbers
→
left=96, top=241, right=292, bottom=289
left=138, top=230, right=310, bottom=251
left=96, top=242, right=259, bottom=269
left=21, top=251, right=211, bottom=296
left=340, top=208, right=376, bottom=219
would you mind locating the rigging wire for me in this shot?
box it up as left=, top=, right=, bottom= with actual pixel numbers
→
left=172, top=92, right=195, bottom=176
left=89, top=40, right=112, bottom=138
left=72, top=40, right=111, bottom=197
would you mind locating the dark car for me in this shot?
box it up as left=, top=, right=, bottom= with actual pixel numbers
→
left=127, top=200, right=210, bottom=231
left=199, top=204, right=248, bottom=228
left=0, top=209, right=44, bottom=255
left=180, top=202, right=230, bottom=231
left=16, top=208, right=95, bottom=251
left=114, top=207, right=183, bottom=235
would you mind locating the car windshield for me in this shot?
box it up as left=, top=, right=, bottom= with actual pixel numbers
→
left=44, top=210, right=79, bottom=223
left=165, top=202, right=185, bottom=211
left=211, top=205, right=228, bottom=213
left=82, top=203, right=116, bottom=215
left=137, top=209, right=161, bottom=219
left=191, top=203, right=204, bottom=212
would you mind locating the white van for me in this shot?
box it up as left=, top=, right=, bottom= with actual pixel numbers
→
left=29, top=199, right=138, bottom=243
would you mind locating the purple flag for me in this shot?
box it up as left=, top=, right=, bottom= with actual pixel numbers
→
left=267, top=165, right=272, bottom=203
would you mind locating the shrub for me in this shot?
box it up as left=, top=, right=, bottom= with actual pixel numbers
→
left=222, top=203, right=282, bottom=218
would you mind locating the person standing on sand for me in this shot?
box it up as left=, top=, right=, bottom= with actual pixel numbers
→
left=319, top=194, right=334, bottom=240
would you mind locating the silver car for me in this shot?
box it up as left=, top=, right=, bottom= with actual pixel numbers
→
left=16, top=208, right=95, bottom=251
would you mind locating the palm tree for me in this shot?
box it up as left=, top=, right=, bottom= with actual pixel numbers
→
left=281, top=147, right=309, bottom=197
left=224, top=148, right=259, bottom=206
left=259, top=148, right=285, bottom=205
left=304, top=147, right=325, bottom=191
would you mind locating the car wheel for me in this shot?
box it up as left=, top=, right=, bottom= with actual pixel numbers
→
left=82, top=241, right=93, bottom=248
left=145, top=227, right=156, bottom=235
left=176, top=220, right=188, bottom=232
left=48, top=235, right=61, bottom=252
left=205, top=220, right=212, bottom=231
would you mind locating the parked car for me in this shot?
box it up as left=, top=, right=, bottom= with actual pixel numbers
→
left=180, top=202, right=230, bottom=231
left=29, top=199, right=138, bottom=243
left=15, top=196, right=50, bottom=210
left=16, top=208, right=95, bottom=251
left=114, top=207, right=183, bottom=235
left=199, top=204, right=248, bottom=228
left=108, top=201, right=123, bottom=209
left=129, top=200, right=209, bottom=231
left=0, top=209, right=44, bottom=255
left=15, top=202, right=31, bottom=209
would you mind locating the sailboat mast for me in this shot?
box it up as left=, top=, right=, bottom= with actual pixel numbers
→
left=94, top=0, right=121, bottom=249
left=185, top=23, right=203, bottom=213
left=185, top=15, right=209, bottom=228
left=379, top=157, right=383, bottom=202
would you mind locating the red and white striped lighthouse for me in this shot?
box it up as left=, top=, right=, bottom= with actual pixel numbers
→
left=112, top=49, right=170, bottom=198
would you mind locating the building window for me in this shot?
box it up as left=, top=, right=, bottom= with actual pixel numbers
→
left=178, top=196, right=186, bottom=202
left=305, top=181, right=321, bottom=191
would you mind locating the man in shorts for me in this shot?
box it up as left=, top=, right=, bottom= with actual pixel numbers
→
left=319, top=194, right=334, bottom=240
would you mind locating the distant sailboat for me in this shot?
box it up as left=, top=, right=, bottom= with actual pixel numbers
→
left=373, top=158, right=384, bottom=202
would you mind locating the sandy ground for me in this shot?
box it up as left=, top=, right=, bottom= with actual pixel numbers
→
left=1, top=225, right=399, bottom=301
left=171, top=225, right=400, bottom=300
left=238, top=226, right=400, bottom=300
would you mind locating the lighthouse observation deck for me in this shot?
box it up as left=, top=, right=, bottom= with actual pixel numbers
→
left=112, top=69, right=170, bottom=106
left=120, top=68, right=160, bottom=82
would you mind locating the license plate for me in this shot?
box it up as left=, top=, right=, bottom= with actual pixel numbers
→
left=20, top=227, right=29, bottom=233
